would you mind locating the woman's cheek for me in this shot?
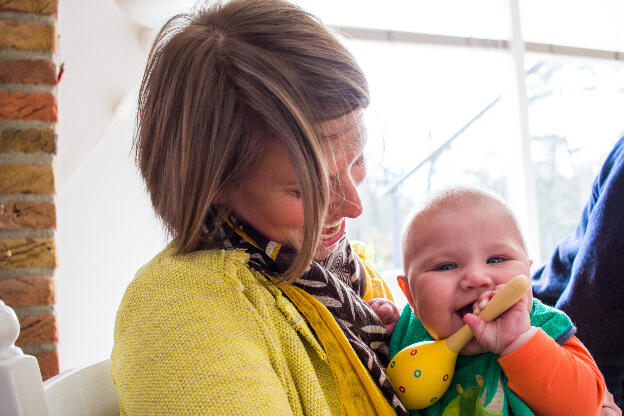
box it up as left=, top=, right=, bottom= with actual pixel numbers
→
left=279, top=197, right=305, bottom=227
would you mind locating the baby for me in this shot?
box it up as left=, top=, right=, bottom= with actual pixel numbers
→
left=379, top=187, right=606, bottom=415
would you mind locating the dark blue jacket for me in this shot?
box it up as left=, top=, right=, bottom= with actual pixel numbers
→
left=532, top=135, right=624, bottom=407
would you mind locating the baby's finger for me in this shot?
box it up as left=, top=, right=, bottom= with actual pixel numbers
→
left=463, top=313, right=488, bottom=344
left=600, top=391, right=622, bottom=416
left=473, top=291, right=495, bottom=315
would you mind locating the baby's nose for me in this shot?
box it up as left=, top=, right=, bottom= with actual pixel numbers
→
left=460, top=268, right=494, bottom=290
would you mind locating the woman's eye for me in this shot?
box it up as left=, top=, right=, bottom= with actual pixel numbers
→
left=351, top=155, right=367, bottom=186
left=487, top=257, right=504, bottom=264
left=289, top=190, right=302, bottom=198
left=353, top=154, right=365, bottom=167
left=437, top=263, right=457, bottom=271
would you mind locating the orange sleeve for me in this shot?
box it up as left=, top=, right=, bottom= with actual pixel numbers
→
left=498, top=329, right=605, bottom=416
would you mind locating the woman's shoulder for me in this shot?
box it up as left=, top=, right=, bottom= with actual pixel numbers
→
left=115, top=246, right=264, bottom=328
left=111, top=246, right=317, bottom=414
left=113, top=245, right=293, bottom=356
left=129, top=244, right=251, bottom=293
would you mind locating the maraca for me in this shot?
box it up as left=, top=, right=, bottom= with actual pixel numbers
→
left=386, top=274, right=531, bottom=410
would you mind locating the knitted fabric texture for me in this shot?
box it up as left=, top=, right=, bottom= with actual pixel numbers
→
left=212, top=216, right=408, bottom=415
left=112, top=247, right=342, bottom=415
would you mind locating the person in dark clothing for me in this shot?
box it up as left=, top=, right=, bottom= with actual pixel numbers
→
left=532, top=135, right=624, bottom=408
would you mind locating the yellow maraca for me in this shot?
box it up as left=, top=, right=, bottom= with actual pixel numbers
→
left=386, top=274, right=531, bottom=410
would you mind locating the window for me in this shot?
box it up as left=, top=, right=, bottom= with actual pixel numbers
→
left=345, top=40, right=522, bottom=270
left=295, top=1, right=624, bottom=277
left=527, top=58, right=624, bottom=261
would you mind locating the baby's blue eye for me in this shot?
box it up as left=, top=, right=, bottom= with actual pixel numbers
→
left=487, top=257, right=503, bottom=264
left=438, top=263, right=457, bottom=271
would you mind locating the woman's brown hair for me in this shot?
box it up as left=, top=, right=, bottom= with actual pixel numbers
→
left=134, top=0, right=369, bottom=282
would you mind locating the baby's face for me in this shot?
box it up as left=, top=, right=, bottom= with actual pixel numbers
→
left=400, top=200, right=532, bottom=354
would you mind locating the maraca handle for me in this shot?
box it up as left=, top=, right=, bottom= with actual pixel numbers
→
left=445, top=274, right=531, bottom=353
left=477, top=275, right=531, bottom=321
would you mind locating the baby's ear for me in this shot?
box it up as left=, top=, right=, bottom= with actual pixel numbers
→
left=397, top=275, right=417, bottom=315
left=528, top=259, right=533, bottom=268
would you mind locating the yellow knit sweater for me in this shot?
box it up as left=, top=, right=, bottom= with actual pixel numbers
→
left=112, top=245, right=396, bottom=415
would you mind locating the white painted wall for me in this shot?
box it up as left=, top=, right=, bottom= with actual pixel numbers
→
left=55, top=110, right=167, bottom=370
left=56, top=0, right=167, bottom=371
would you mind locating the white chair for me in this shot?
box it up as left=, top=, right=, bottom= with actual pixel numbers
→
left=0, top=300, right=119, bottom=416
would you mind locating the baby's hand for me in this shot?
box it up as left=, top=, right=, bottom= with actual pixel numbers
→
left=463, top=286, right=536, bottom=356
left=600, top=390, right=622, bottom=416
left=367, top=298, right=400, bottom=335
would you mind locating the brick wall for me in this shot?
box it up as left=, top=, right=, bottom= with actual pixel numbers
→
left=0, top=0, right=59, bottom=380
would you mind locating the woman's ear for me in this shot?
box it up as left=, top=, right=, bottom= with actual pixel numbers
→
left=397, top=275, right=417, bottom=315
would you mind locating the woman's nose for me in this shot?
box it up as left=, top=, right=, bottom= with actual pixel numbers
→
left=459, top=266, right=494, bottom=290
left=328, top=178, right=363, bottom=219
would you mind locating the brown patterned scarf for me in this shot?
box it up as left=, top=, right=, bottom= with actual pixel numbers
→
left=209, top=215, right=408, bottom=415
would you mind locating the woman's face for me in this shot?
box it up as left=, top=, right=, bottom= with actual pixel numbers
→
left=226, top=109, right=367, bottom=260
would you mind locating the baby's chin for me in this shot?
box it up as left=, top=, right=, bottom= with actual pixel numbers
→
left=459, top=338, right=488, bottom=356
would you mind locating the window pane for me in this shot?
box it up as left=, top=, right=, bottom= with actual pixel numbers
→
left=526, top=57, right=624, bottom=262
left=295, top=0, right=510, bottom=39
left=344, top=39, right=524, bottom=271
left=521, top=0, right=624, bottom=52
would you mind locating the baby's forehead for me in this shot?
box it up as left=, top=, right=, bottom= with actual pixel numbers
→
left=402, top=195, right=524, bottom=263
left=410, top=197, right=487, bottom=229
left=421, top=193, right=510, bottom=224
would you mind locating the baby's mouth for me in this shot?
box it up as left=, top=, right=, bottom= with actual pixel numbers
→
left=455, top=303, right=474, bottom=319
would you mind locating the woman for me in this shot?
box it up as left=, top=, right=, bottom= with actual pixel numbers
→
left=112, top=0, right=620, bottom=414
left=112, top=0, right=404, bottom=414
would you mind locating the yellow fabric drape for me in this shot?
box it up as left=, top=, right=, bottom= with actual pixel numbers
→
left=281, top=283, right=397, bottom=415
